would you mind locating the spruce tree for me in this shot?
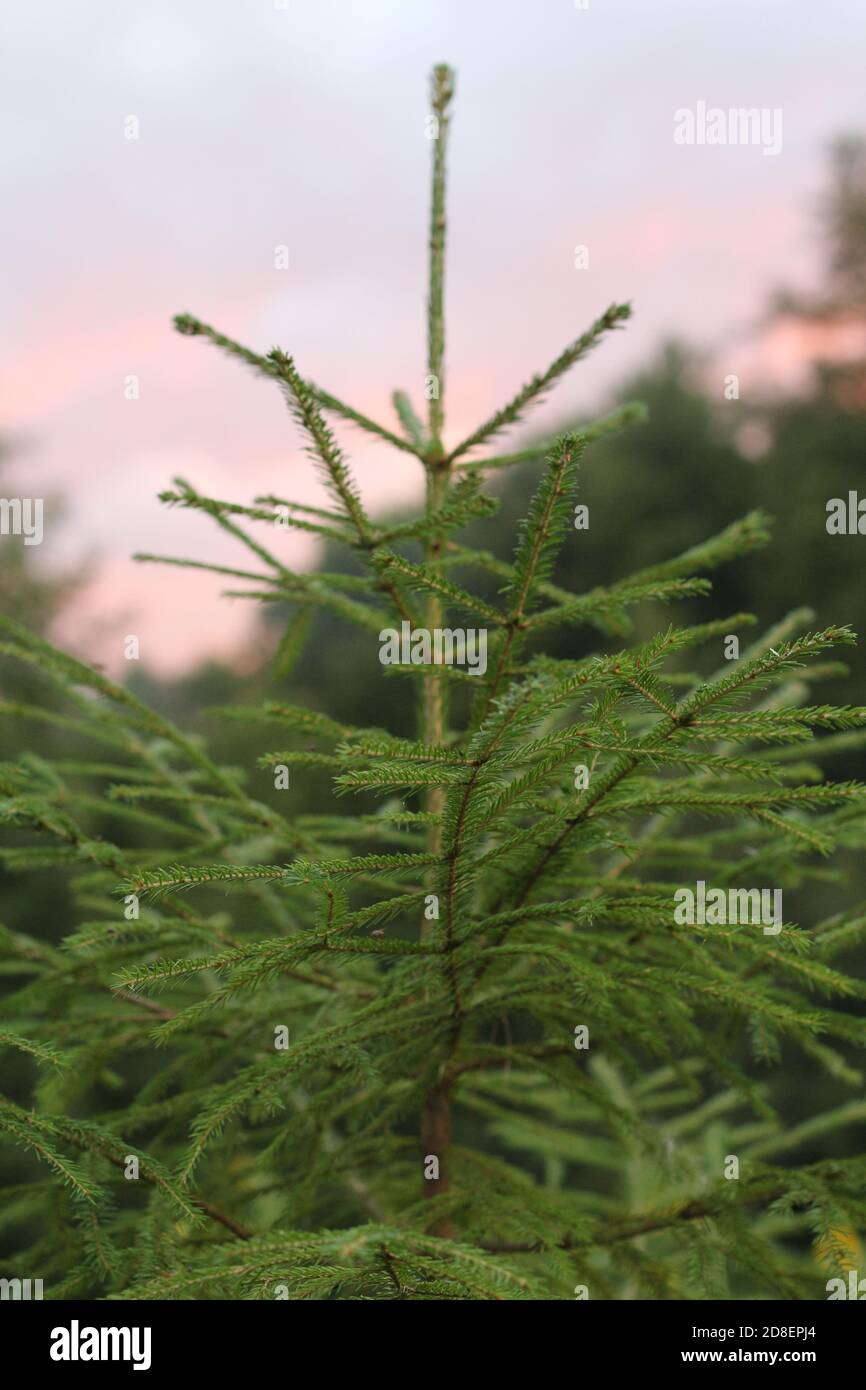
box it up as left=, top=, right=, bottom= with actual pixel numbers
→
left=2, top=64, right=866, bottom=1302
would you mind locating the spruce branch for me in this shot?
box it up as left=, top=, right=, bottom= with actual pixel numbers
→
left=446, top=303, right=632, bottom=463
left=173, top=313, right=421, bottom=458
left=454, top=400, right=648, bottom=471
left=267, top=350, right=372, bottom=542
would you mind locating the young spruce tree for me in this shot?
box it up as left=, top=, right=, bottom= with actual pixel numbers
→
left=2, top=66, right=866, bottom=1301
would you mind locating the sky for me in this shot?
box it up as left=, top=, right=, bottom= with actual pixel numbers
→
left=2, top=0, right=865, bottom=674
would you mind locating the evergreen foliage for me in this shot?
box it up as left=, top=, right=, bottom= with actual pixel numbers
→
left=2, top=66, right=866, bottom=1301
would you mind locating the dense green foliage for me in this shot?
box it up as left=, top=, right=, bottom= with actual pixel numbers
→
left=2, top=70, right=866, bottom=1301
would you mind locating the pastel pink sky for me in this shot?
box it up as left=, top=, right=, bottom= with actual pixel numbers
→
left=3, top=0, right=865, bottom=674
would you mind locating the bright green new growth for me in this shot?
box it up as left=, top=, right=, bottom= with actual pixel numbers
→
left=2, top=65, right=866, bottom=1301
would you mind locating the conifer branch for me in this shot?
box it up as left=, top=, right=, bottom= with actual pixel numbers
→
left=446, top=303, right=632, bottom=463
left=173, top=313, right=421, bottom=457
left=454, top=400, right=648, bottom=471
left=392, top=389, right=428, bottom=448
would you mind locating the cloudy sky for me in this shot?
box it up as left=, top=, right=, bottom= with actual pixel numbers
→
left=3, top=0, right=865, bottom=672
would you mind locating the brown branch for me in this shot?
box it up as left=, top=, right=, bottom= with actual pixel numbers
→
left=480, top=1161, right=855, bottom=1255
left=64, top=1133, right=252, bottom=1240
